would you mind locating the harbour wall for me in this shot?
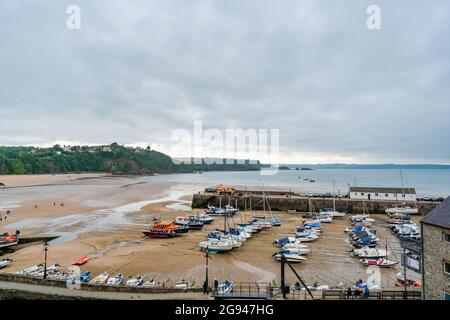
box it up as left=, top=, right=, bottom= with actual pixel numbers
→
left=0, top=273, right=202, bottom=295
left=191, top=193, right=439, bottom=215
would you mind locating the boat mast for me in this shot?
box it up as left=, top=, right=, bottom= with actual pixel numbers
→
left=400, top=169, right=405, bottom=206
left=332, top=180, right=336, bottom=211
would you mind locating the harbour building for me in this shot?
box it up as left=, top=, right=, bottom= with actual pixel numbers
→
left=349, top=186, right=416, bottom=202
left=421, top=197, right=450, bottom=300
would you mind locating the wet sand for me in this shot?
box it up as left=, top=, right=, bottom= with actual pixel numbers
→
left=0, top=174, right=420, bottom=289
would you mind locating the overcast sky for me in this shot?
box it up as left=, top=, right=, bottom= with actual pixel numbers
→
left=0, top=0, right=449, bottom=164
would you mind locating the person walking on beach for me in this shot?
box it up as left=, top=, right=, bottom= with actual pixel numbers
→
left=203, top=280, right=209, bottom=294
left=213, top=278, right=219, bottom=294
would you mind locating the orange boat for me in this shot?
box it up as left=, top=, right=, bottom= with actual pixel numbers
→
left=143, top=221, right=188, bottom=238
left=72, top=256, right=89, bottom=265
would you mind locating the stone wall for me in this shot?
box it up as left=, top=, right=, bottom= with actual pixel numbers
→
left=192, top=193, right=438, bottom=215
left=0, top=273, right=202, bottom=294
left=422, top=224, right=450, bottom=300
left=0, top=288, right=94, bottom=300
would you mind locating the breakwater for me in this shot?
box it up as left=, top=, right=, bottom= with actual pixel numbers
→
left=191, top=192, right=439, bottom=215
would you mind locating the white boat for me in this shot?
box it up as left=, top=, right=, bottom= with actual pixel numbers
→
left=281, top=245, right=311, bottom=255
left=296, top=234, right=318, bottom=242
left=16, top=263, right=44, bottom=275
left=385, top=206, right=418, bottom=215
left=126, top=275, right=144, bottom=287
left=176, top=280, right=190, bottom=289
left=0, top=258, right=12, bottom=269
left=39, top=264, right=61, bottom=276
left=217, top=280, right=234, bottom=294
left=352, top=247, right=387, bottom=259
left=321, top=208, right=346, bottom=218
left=360, top=258, right=398, bottom=268
left=318, top=213, right=333, bottom=223
left=199, top=239, right=233, bottom=252
left=106, top=274, right=124, bottom=286
left=142, top=279, right=157, bottom=287
left=274, top=253, right=306, bottom=263
left=350, top=214, right=375, bottom=222
left=197, top=213, right=214, bottom=224
left=90, top=272, right=109, bottom=284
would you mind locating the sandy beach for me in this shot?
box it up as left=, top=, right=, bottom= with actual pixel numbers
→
left=0, top=174, right=419, bottom=288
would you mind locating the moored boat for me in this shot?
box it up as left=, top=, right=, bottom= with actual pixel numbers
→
left=0, top=231, right=20, bottom=249
left=217, top=280, right=234, bottom=294
left=360, top=258, right=398, bottom=268
left=106, top=274, right=124, bottom=286
left=386, top=206, right=418, bottom=215
left=199, top=239, right=233, bottom=253
left=72, top=255, right=89, bottom=265
left=126, top=275, right=144, bottom=287
left=0, top=258, right=12, bottom=269
left=90, top=272, right=109, bottom=284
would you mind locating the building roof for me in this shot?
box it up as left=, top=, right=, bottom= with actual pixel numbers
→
left=421, top=197, right=450, bottom=229
left=349, top=186, right=416, bottom=194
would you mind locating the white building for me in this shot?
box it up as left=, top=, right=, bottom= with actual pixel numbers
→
left=349, top=186, right=417, bottom=201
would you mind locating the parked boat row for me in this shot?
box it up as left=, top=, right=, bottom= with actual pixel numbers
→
left=346, top=214, right=399, bottom=268
left=386, top=212, right=421, bottom=241
left=199, top=215, right=280, bottom=254
left=142, top=213, right=215, bottom=238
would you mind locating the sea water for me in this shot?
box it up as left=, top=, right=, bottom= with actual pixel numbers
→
left=140, top=169, right=450, bottom=197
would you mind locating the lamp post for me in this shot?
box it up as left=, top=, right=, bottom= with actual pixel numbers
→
left=205, top=246, right=210, bottom=292
left=43, top=241, right=49, bottom=279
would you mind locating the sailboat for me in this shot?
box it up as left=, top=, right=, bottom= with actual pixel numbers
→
left=320, top=180, right=346, bottom=217
left=385, top=170, right=418, bottom=215
left=360, top=241, right=398, bottom=268
left=272, top=250, right=307, bottom=263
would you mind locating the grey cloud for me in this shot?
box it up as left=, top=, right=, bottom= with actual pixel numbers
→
left=0, top=0, right=449, bottom=163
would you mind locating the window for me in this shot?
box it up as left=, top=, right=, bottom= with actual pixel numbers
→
left=402, top=194, right=405, bottom=198
left=361, top=193, right=364, bottom=196
left=385, top=194, right=389, bottom=197
left=444, top=261, right=450, bottom=275
left=375, top=193, right=379, bottom=196
left=444, top=233, right=450, bottom=243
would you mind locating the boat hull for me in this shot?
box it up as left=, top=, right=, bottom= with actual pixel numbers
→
left=143, top=231, right=176, bottom=238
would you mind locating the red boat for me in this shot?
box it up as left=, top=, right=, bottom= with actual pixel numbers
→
left=0, top=231, right=20, bottom=249
left=72, top=256, right=89, bottom=265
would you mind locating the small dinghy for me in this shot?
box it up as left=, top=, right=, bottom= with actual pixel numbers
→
left=0, top=258, right=12, bottom=269
left=176, top=280, right=190, bottom=289
left=273, top=250, right=307, bottom=263
left=217, top=280, right=234, bottom=294
left=281, top=245, right=311, bottom=255
left=16, top=263, right=44, bottom=275
left=142, top=279, right=157, bottom=287
left=352, top=247, right=387, bottom=259
left=90, top=272, right=109, bottom=284
left=80, top=272, right=91, bottom=283
left=106, top=274, right=124, bottom=286
left=273, top=253, right=306, bottom=263
left=296, top=234, right=318, bottom=242
left=126, top=275, right=144, bottom=287
left=360, top=258, right=398, bottom=268
left=72, top=256, right=89, bottom=266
